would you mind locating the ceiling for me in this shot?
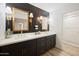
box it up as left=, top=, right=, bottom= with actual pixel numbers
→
left=30, top=3, right=79, bottom=13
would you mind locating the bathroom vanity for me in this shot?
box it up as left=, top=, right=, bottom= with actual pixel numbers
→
left=0, top=3, right=56, bottom=56
left=0, top=32, right=56, bottom=56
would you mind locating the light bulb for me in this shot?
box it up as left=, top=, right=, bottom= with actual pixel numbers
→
left=6, top=6, right=12, bottom=15
left=29, top=13, right=33, bottom=18
left=40, top=16, right=43, bottom=19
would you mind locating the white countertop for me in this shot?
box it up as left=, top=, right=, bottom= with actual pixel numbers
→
left=0, top=31, right=56, bottom=46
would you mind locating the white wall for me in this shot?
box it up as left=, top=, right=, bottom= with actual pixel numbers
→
left=50, top=10, right=63, bottom=49
left=0, top=3, right=5, bottom=40
left=49, top=10, right=63, bottom=48
left=63, top=11, right=79, bottom=45
left=49, top=12, right=56, bottom=33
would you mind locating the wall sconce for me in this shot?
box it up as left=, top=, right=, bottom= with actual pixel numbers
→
left=35, top=25, right=38, bottom=28
left=29, top=13, right=33, bottom=25
left=37, top=17, right=40, bottom=22
left=40, top=16, right=43, bottom=23
left=37, top=16, right=43, bottom=24
left=5, top=6, right=12, bottom=38
left=6, top=6, right=12, bottom=25
left=35, top=24, right=39, bottom=35
left=40, top=16, right=43, bottom=20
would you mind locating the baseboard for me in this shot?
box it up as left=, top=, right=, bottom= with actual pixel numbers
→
left=56, top=40, right=79, bottom=49
left=56, top=40, right=79, bottom=55
left=62, top=40, right=79, bottom=48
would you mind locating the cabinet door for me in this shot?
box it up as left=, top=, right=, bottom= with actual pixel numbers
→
left=50, top=35, right=56, bottom=47
left=36, top=37, right=46, bottom=55
left=46, top=35, right=56, bottom=51
left=0, top=46, right=11, bottom=56
left=46, top=36, right=52, bottom=50
left=0, top=43, right=22, bottom=56
left=0, top=39, right=36, bottom=56
left=21, top=39, right=36, bottom=56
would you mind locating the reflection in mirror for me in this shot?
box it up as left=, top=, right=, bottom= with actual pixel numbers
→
left=6, top=6, right=12, bottom=25
left=5, top=6, right=12, bottom=38
left=37, top=16, right=48, bottom=31
left=29, top=13, right=33, bottom=25
left=12, top=8, right=29, bottom=32
left=6, top=3, right=49, bottom=35
left=42, top=17, right=48, bottom=30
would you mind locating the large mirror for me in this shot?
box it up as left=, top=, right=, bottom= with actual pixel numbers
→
left=37, top=16, right=48, bottom=31
left=12, top=7, right=29, bottom=32
left=42, top=16, right=48, bottom=31
left=6, top=3, right=49, bottom=34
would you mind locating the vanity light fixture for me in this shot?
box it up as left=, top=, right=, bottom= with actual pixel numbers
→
left=29, top=13, right=33, bottom=25
left=35, top=25, right=38, bottom=28
left=5, top=6, right=12, bottom=38
left=37, top=16, right=43, bottom=24
left=35, top=24, right=39, bottom=35
left=35, top=25, right=38, bottom=30
left=6, top=6, right=12, bottom=15
left=29, top=13, right=33, bottom=18
left=37, top=17, right=40, bottom=22
left=6, top=6, right=12, bottom=25
left=40, top=16, right=43, bottom=20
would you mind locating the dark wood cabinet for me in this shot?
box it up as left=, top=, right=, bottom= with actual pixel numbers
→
left=46, top=35, right=56, bottom=50
left=0, top=39, right=36, bottom=56
left=0, top=43, right=22, bottom=56
left=36, top=37, right=47, bottom=55
left=22, top=39, right=36, bottom=56
left=0, top=34, right=56, bottom=56
left=46, top=36, right=52, bottom=50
